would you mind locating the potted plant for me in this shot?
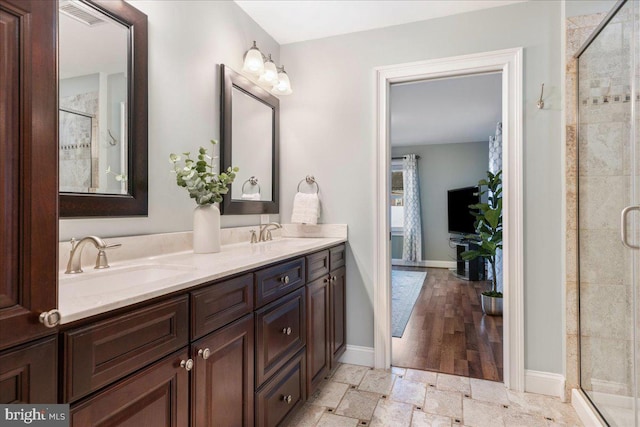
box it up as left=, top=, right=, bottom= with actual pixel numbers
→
left=461, top=170, right=503, bottom=316
left=170, top=140, right=238, bottom=253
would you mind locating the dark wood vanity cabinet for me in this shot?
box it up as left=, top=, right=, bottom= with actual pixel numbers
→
left=306, top=244, right=347, bottom=395
left=0, top=0, right=58, bottom=352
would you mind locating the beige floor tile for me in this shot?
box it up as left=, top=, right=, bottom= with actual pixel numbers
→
left=316, top=412, right=360, bottom=427
left=469, top=378, right=509, bottom=405
left=411, top=410, right=452, bottom=427
left=391, top=378, right=427, bottom=407
left=283, top=403, right=326, bottom=427
left=506, top=390, right=582, bottom=424
left=463, top=399, right=507, bottom=427
left=423, top=389, right=462, bottom=419
left=370, top=399, right=413, bottom=427
left=335, top=389, right=380, bottom=421
left=392, top=366, right=407, bottom=376
left=359, top=369, right=397, bottom=395
left=309, top=381, right=349, bottom=408
left=333, top=364, right=370, bottom=386
left=502, top=411, right=548, bottom=427
left=405, top=369, right=438, bottom=385
left=437, top=373, right=471, bottom=394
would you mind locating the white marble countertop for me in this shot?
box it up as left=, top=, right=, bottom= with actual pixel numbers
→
left=58, top=234, right=346, bottom=325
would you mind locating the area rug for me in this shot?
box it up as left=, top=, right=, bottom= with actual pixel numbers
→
left=392, top=269, right=427, bottom=338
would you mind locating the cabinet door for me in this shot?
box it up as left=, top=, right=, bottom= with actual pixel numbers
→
left=330, top=266, right=346, bottom=367
left=70, top=349, right=190, bottom=427
left=306, top=276, right=330, bottom=395
left=0, top=0, right=58, bottom=351
left=0, top=336, right=57, bottom=403
left=192, top=314, right=254, bottom=427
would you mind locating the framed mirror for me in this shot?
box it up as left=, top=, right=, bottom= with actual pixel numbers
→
left=59, top=0, right=148, bottom=217
left=220, top=65, right=279, bottom=215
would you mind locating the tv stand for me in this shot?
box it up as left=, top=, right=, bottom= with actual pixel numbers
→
left=451, top=239, right=485, bottom=281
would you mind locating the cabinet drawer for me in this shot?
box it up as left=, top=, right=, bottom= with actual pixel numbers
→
left=329, top=244, right=346, bottom=270
left=63, top=296, right=189, bottom=403
left=255, top=287, right=306, bottom=387
left=255, top=350, right=306, bottom=427
left=70, top=349, right=190, bottom=427
left=306, top=250, right=329, bottom=282
left=191, top=273, right=253, bottom=340
left=255, top=258, right=305, bottom=307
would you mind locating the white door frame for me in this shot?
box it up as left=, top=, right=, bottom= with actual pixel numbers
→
left=373, top=47, right=525, bottom=391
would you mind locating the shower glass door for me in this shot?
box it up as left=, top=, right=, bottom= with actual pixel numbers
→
left=577, top=0, right=639, bottom=425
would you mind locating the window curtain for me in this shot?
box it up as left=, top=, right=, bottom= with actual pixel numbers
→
left=489, top=122, right=503, bottom=292
left=402, top=154, right=422, bottom=262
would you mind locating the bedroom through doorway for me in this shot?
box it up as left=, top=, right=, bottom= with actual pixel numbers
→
left=389, top=73, right=504, bottom=382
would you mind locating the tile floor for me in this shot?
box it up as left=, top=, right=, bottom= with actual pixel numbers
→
left=285, top=364, right=583, bottom=427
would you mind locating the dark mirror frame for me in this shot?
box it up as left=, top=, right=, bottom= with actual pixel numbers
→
left=220, top=65, right=279, bottom=215
left=59, top=0, right=148, bottom=217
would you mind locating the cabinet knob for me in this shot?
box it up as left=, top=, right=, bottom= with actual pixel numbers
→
left=280, top=275, right=290, bottom=285
left=331, top=275, right=337, bottom=282
left=180, top=359, right=194, bottom=371
left=198, top=348, right=211, bottom=360
left=282, top=327, right=292, bottom=336
left=283, top=395, right=292, bottom=404
left=324, top=277, right=330, bottom=283
left=39, top=309, right=61, bottom=328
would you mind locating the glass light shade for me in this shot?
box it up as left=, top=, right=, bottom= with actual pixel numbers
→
left=259, top=56, right=278, bottom=85
left=242, top=41, right=264, bottom=76
left=271, top=68, right=292, bottom=95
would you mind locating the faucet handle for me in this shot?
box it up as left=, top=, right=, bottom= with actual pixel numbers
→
left=95, top=243, right=121, bottom=269
left=250, top=230, right=258, bottom=244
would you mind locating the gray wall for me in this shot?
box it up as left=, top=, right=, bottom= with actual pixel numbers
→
left=565, top=0, right=617, bottom=18
left=280, top=1, right=564, bottom=374
left=59, top=0, right=281, bottom=240
left=392, top=142, right=490, bottom=262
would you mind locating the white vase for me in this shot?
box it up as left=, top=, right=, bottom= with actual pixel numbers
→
left=193, top=204, right=221, bottom=253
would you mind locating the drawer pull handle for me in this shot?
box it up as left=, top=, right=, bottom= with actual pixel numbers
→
left=198, top=348, right=211, bottom=360
left=280, top=275, right=290, bottom=285
left=180, top=359, right=194, bottom=371
left=283, top=395, right=292, bottom=404
left=39, top=309, right=61, bottom=328
left=282, top=327, right=292, bottom=336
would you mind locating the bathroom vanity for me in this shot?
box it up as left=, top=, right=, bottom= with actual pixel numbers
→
left=1, top=230, right=347, bottom=427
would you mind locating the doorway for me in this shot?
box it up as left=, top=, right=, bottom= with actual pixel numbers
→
left=373, top=48, right=525, bottom=391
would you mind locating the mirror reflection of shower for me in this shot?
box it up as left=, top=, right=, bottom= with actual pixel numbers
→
left=58, top=0, right=129, bottom=195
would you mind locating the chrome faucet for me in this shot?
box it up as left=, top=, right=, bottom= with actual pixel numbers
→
left=258, top=222, right=282, bottom=242
left=65, top=236, right=121, bottom=274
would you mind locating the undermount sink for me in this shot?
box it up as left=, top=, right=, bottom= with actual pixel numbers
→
left=59, top=263, right=196, bottom=300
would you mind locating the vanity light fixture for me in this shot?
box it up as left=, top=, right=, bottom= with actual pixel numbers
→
left=242, top=41, right=293, bottom=95
left=271, top=66, right=292, bottom=96
left=242, top=41, right=264, bottom=76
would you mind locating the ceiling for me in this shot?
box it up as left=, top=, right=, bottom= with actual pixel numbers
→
left=390, top=73, right=502, bottom=147
left=234, top=0, right=526, bottom=45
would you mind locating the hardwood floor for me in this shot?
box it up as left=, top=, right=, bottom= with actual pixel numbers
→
left=391, top=267, right=503, bottom=382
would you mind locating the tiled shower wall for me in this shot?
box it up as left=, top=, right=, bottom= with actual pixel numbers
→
left=565, top=11, right=608, bottom=400
left=566, top=9, right=635, bottom=401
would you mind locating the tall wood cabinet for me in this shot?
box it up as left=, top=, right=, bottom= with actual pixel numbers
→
left=0, top=0, right=58, bottom=405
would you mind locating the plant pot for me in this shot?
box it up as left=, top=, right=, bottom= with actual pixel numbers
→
left=481, top=293, right=503, bottom=316
left=193, top=204, right=221, bottom=253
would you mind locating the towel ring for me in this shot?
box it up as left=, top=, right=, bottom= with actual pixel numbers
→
left=241, top=176, right=261, bottom=194
left=297, top=175, right=319, bottom=194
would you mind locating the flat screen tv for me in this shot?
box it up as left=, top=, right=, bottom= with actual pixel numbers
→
left=447, top=186, right=480, bottom=235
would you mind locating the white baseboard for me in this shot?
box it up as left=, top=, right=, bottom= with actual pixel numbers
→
left=338, top=345, right=374, bottom=367
left=391, top=259, right=457, bottom=269
left=572, top=389, right=606, bottom=427
left=524, top=370, right=565, bottom=399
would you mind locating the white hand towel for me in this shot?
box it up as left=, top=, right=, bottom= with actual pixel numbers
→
left=291, top=192, right=320, bottom=225
left=241, top=193, right=261, bottom=200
